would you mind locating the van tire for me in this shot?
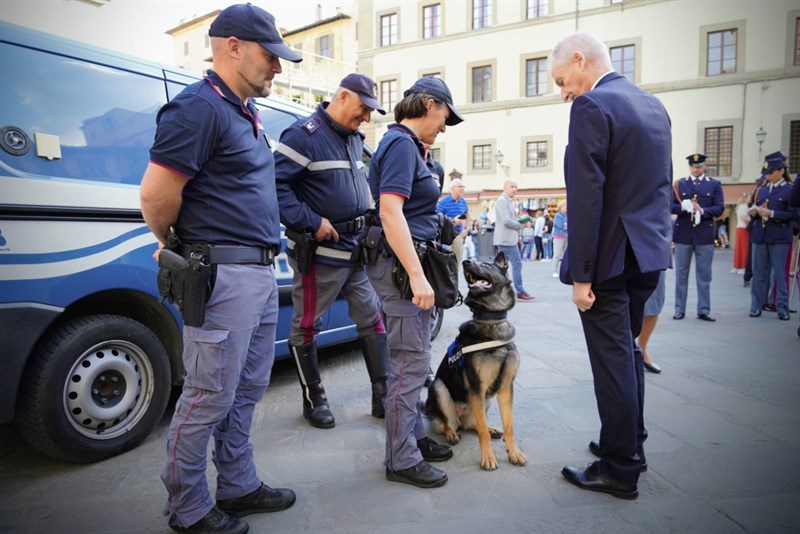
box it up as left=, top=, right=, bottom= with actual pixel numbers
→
left=17, top=314, right=171, bottom=463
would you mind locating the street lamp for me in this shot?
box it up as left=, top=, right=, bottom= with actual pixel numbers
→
left=755, top=127, right=767, bottom=160
left=495, top=149, right=509, bottom=176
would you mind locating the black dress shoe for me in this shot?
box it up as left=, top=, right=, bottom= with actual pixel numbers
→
left=588, top=441, right=647, bottom=472
left=386, top=461, right=447, bottom=488
left=644, top=361, right=662, bottom=374
left=749, top=310, right=762, bottom=318
left=417, top=436, right=453, bottom=462
left=778, top=312, right=790, bottom=321
left=673, top=312, right=685, bottom=320
left=561, top=461, right=638, bottom=500
left=697, top=313, right=716, bottom=322
left=169, top=507, right=249, bottom=533
left=217, top=483, right=296, bottom=517
left=763, top=304, right=777, bottom=312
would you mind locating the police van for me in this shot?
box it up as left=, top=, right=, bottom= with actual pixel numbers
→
left=0, top=22, right=365, bottom=463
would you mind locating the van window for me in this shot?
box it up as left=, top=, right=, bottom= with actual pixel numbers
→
left=256, top=103, right=302, bottom=142
left=0, top=43, right=165, bottom=186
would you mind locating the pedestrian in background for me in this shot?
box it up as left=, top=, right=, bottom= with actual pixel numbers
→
left=552, top=199, right=568, bottom=278
left=275, top=73, right=389, bottom=429
left=550, top=31, right=672, bottom=500
left=494, top=179, right=535, bottom=301
left=366, top=76, right=463, bottom=489
left=437, top=178, right=470, bottom=266
left=140, top=5, right=301, bottom=532
left=733, top=192, right=751, bottom=275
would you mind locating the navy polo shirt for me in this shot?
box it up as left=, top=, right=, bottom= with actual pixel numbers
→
left=149, top=71, right=280, bottom=249
left=369, top=124, right=439, bottom=241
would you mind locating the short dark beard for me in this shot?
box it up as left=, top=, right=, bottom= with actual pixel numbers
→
left=239, top=71, right=270, bottom=98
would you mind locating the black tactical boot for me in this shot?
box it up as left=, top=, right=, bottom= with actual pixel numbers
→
left=290, top=342, right=335, bottom=428
left=360, top=333, right=389, bottom=418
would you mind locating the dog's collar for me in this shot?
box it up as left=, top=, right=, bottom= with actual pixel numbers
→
left=470, top=309, right=508, bottom=321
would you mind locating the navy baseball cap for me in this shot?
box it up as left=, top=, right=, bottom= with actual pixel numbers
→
left=340, top=73, right=386, bottom=115
left=403, top=77, right=464, bottom=126
left=209, top=3, right=303, bottom=63
left=686, top=153, right=707, bottom=167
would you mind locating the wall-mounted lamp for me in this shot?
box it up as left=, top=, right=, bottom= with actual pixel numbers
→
left=495, top=149, right=509, bottom=176
left=755, top=127, right=767, bottom=160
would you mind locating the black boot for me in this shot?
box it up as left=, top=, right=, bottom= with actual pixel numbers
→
left=360, top=333, right=389, bottom=418
left=290, top=342, right=335, bottom=428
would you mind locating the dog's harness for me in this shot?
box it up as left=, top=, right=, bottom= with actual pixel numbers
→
left=446, top=308, right=514, bottom=380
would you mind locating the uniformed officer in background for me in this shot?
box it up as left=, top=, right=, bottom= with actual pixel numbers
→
left=748, top=153, right=796, bottom=321
left=671, top=153, right=724, bottom=322
left=275, top=73, right=389, bottom=429
left=140, top=4, right=300, bottom=532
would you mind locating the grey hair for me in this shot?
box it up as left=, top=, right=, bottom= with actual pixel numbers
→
left=549, top=32, right=612, bottom=71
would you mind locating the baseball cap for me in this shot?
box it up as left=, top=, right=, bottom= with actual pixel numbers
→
left=209, top=3, right=303, bottom=63
left=403, top=77, right=464, bottom=126
left=340, top=73, right=386, bottom=115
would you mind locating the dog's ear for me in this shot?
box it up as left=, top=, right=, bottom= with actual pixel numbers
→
left=494, top=251, right=508, bottom=271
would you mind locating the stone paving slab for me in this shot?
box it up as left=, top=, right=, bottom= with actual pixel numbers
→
left=0, top=249, right=798, bottom=533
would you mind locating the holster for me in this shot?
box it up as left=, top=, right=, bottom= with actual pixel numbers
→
left=351, top=225, right=386, bottom=266
left=157, top=248, right=215, bottom=327
left=391, top=241, right=426, bottom=301
left=286, top=227, right=318, bottom=274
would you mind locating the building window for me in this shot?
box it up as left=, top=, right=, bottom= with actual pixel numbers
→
left=707, top=29, right=737, bottom=75
left=473, top=0, right=492, bottom=29
left=316, top=34, right=332, bottom=61
left=423, top=4, right=441, bottom=39
left=795, top=17, right=800, bottom=65
left=380, top=13, right=398, bottom=46
left=525, top=58, right=547, bottom=96
left=472, top=144, right=492, bottom=170
left=610, top=45, right=635, bottom=83
left=183, top=41, right=189, bottom=56
left=380, top=79, right=398, bottom=113
left=430, top=147, right=442, bottom=163
left=423, top=72, right=441, bottom=78
left=471, top=65, right=492, bottom=103
left=704, top=126, right=733, bottom=176
left=789, top=120, right=800, bottom=175
left=526, top=141, right=548, bottom=168
left=526, top=0, right=548, bottom=18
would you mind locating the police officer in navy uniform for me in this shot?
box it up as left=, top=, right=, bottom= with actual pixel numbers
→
left=140, top=5, right=300, bottom=533
left=671, top=153, right=724, bottom=321
left=275, top=74, right=389, bottom=429
left=748, top=153, right=796, bottom=321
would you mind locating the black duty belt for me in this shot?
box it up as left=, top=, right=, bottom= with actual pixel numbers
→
left=180, top=244, right=275, bottom=266
left=332, top=216, right=365, bottom=234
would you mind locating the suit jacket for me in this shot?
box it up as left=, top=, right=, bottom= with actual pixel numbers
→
left=670, top=175, right=724, bottom=245
left=493, top=193, right=522, bottom=246
left=562, top=72, right=672, bottom=285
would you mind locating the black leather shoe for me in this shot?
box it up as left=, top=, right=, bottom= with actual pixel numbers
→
left=417, top=436, right=453, bottom=462
left=588, top=441, right=647, bottom=472
left=169, top=507, right=248, bottom=533
left=304, top=404, right=335, bottom=429
left=673, top=312, right=685, bottom=320
left=763, top=304, right=777, bottom=312
left=749, top=310, right=762, bottom=318
left=644, top=361, right=662, bottom=374
left=697, top=313, right=716, bottom=322
left=386, top=461, right=447, bottom=488
left=217, top=483, right=296, bottom=517
left=778, top=312, right=790, bottom=321
left=561, top=461, right=638, bottom=500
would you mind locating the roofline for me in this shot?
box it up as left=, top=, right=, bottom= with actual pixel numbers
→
left=165, top=9, right=221, bottom=35
left=283, top=12, right=351, bottom=37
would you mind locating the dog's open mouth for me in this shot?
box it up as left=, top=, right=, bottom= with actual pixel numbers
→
left=465, top=270, right=492, bottom=289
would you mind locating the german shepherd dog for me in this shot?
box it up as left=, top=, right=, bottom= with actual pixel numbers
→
left=425, top=252, right=527, bottom=470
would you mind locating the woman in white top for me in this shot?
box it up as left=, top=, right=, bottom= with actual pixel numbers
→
left=733, top=192, right=751, bottom=274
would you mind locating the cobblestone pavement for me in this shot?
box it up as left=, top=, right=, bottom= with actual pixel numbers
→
left=1, top=249, right=798, bottom=533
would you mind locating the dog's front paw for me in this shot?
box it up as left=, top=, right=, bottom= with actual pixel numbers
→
left=488, top=427, right=503, bottom=440
left=480, top=451, right=499, bottom=471
left=507, top=448, right=528, bottom=466
left=444, top=428, right=461, bottom=445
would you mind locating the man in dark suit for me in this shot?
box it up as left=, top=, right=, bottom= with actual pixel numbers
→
left=550, top=32, right=672, bottom=500
left=671, top=153, right=724, bottom=321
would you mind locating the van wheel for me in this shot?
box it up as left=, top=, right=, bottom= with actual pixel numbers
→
left=430, top=307, right=444, bottom=341
left=17, top=314, right=171, bottom=463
